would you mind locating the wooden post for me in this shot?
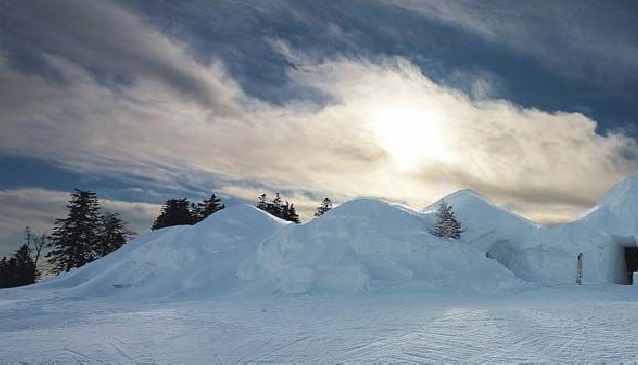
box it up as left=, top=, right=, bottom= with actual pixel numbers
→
left=576, top=253, right=583, bottom=285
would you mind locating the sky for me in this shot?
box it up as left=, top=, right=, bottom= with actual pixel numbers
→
left=2, top=0, right=638, bottom=257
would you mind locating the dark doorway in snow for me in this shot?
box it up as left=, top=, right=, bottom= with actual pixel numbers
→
left=624, top=247, right=638, bottom=284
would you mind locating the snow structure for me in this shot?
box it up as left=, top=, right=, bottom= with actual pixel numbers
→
left=24, top=174, right=638, bottom=300
left=434, top=176, right=638, bottom=286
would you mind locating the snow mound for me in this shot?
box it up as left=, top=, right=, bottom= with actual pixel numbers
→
left=37, top=205, right=288, bottom=300
left=29, top=199, right=531, bottom=299
left=424, top=189, right=540, bottom=245
left=242, top=199, right=531, bottom=295
left=577, top=175, right=638, bottom=236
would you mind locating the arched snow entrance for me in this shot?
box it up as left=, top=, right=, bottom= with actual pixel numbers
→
left=484, top=239, right=534, bottom=281
left=486, top=239, right=515, bottom=269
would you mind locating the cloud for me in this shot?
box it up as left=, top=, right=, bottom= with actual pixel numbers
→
left=388, top=0, right=638, bottom=85
left=1, top=0, right=637, bottom=231
left=1, top=0, right=242, bottom=115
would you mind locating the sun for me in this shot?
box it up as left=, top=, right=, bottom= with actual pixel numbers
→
left=370, top=104, right=446, bottom=171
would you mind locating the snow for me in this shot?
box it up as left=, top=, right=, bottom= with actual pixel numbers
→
left=33, top=205, right=288, bottom=300
left=5, top=175, right=638, bottom=361
left=2, top=286, right=638, bottom=362
left=242, top=198, right=529, bottom=295
left=577, top=175, right=638, bottom=236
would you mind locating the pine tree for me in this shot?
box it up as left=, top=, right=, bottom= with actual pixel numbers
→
left=151, top=198, right=196, bottom=230
left=195, top=194, right=225, bottom=222
left=0, top=244, right=38, bottom=288
left=97, top=212, right=133, bottom=257
left=46, top=189, right=101, bottom=274
left=269, top=193, right=284, bottom=218
left=256, top=193, right=300, bottom=223
left=13, top=244, right=36, bottom=286
left=430, top=200, right=463, bottom=240
left=314, top=197, right=332, bottom=217
left=0, top=257, right=9, bottom=288
left=287, top=203, right=300, bottom=223
left=257, top=194, right=269, bottom=211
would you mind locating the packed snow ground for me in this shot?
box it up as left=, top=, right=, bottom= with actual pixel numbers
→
left=2, top=285, right=638, bottom=362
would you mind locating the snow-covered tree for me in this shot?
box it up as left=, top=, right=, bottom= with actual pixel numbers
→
left=430, top=200, right=463, bottom=240
left=314, top=197, right=332, bottom=217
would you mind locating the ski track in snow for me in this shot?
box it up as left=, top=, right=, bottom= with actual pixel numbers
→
left=2, top=286, right=638, bottom=362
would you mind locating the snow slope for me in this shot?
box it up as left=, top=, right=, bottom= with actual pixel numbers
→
left=33, top=205, right=288, bottom=300
left=577, top=174, right=638, bottom=236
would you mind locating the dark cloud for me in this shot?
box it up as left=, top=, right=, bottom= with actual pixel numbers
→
left=0, top=0, right=240, bottom=115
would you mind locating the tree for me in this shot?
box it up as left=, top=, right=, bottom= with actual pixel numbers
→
left=430, top=200, right=463, bottom=239
left=314, top=198, right=332, bottom=217
left=195, top=194, right=225, bottom=222
left=13, top=244, right=36, bottom=286
left=0, top=244, right=37, bottom=288
left=257, top=194, right=269, bottom=211
left=286, top=203, right=300, bottom=223
left=46, top=189, right=101, bottom=274
left=24, top=226, right=46, bottom=281
left=256, top=193, right=301, bottom=223
left=97, top=212, right=133, bottom=257
left=151, top=198, right=196, bottom=230
left=270, top=193, right=284, bottom=218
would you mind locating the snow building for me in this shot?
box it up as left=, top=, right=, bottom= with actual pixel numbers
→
left=432, top=176, right=638, bottom=286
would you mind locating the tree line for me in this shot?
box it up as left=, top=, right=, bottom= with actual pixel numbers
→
left=0, top=189, right=133, bottom=288
left=151, top=194, right=225, bottom=230
left=152, top=193, right=334, bottom=230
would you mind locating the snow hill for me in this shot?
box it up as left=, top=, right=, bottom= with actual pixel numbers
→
left=21, top=173, right=638, bottom=300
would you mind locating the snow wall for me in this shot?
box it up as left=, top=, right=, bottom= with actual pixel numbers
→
left=18, top=174, right=638, bottom=300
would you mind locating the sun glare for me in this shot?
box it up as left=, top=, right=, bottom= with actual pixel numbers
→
left=370, top=105, right=445, bottom=171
